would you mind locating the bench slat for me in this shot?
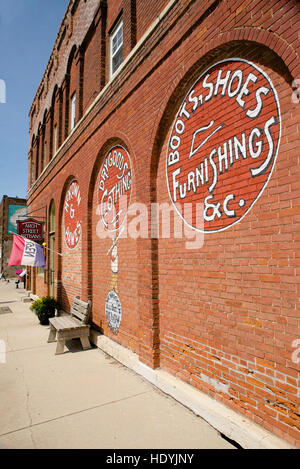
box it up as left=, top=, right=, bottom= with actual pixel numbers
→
left=71, top=310, right=86, bottom=322
left=73, top=297, right=90, bottom=310
left=71, top=297, right=91, bottom=323
left=72, top=303, right=89, bottom=315
left=50, top=316, right=85, bottom=330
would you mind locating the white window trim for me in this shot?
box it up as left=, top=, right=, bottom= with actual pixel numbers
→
left=53, top=123, right=58, bottom=154
left=110, top=20, right=123, bottom=78
left=70, top=92, right=76, bottom=130
left=43, top=141, right=47, bottom=169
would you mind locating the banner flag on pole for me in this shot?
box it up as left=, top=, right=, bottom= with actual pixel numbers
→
left=8, top=234, right=46, bottom=268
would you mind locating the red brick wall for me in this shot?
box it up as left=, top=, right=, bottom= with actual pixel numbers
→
left=60, top=178, right=82, bottom=311
left=69, top=53, right=78, bottom=100
left=31, top=139, right=37, bottom=183
left=53, top=88, right=60, bottom=152
left=91, top=143, right=139, bottom=352
left=107, top=0, right=123, bottom=34
left=35, top=270, right=46, bottom=295
left=29, top=0, right=99, bottom=139
left=27, top=0, right=300, bottom=447
left=136, top=0, right=169, bottom=42
left=82, top=22, right=102, bottom=112
left=44, top=111, right=51, bottom=167
left=156, top=54, right=300, bottom=445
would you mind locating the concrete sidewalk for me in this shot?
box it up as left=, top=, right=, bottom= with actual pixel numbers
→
left=0, top=281, right=234, bottom=449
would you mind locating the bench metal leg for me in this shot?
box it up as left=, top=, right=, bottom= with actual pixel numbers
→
left=55, top=339, right=65, bottom=355
left=80, top=336, right=91, bottom=350
left=47, top=325, right=57, bottom=343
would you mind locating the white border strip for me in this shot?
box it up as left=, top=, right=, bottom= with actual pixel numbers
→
left=90, top=330, right=295, bottom=449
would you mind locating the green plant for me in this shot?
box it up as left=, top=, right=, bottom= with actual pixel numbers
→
left=30, top=296, right=60, bottom=325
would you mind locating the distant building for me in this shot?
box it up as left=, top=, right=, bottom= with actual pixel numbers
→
left=0, top=196, right=27, bottom=278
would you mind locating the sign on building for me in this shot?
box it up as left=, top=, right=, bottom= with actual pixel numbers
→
left=17, top=218, right=44, bottom=242
left=8, top=205, right=27, bottom=234
left=166, top=58, right=281, bottom=233
left=64, top=179, right=82, bottom=249
left=97, top=145, right=132, bottom=231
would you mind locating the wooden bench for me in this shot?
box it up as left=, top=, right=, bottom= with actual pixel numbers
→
left=47, top=296, right=92, bottom=355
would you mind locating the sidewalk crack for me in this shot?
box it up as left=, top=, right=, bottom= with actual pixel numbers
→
left=0, top=390, right=152, bottom=439
left=15, top=355, right=36, bottom=449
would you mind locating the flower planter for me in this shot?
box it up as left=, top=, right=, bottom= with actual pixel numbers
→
left=30, top=297, right=59, bottom=325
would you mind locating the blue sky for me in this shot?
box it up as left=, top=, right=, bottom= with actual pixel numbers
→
left=0, top=0, right=69, bottom=199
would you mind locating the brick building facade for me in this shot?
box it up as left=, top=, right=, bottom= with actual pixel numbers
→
left=27, top=0, right=300, bottom=447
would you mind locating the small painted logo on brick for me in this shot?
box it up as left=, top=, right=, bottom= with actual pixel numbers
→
left=98, top=145, right=132, bottom=231
left=105, top=290, right=122, bottom=332
left=166, top=58, right=281, bottom=233
left=64, top=180, right=82, bottom=249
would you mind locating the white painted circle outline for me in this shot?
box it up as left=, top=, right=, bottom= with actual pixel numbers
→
left=165, top=58, right=281, bottom=234
left=97, top=144, right=132, bottom=233
left=63, top=178, right=82, bottom=250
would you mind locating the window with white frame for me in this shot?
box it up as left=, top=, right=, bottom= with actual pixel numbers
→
left=53, top=123, right=58, bottom=154
left=70, top=92, right=76, bottom=130
left=43, top=141, right=47, bottom=169
left=110, top=20, right=123, bottom=77
left=31, top=154, right=35, bottom=185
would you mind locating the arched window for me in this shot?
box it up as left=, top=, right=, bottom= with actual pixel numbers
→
left=50, top=85, right=59, bottom=159
left=30, top=136, right=35, bottom=186
left=41, top=110, right=48, bottom=172
left=35, top=135, right=40, bottom=180
left=66, top=45, right=77, bottom=137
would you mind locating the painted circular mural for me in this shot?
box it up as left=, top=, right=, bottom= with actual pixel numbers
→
left=105, top=290, right=122, bottom=332
left=166, top=58, right=281, bottom=233
left=97, top=145, right=132, bottom=231
left=64, top=179, right=82, bottom=249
